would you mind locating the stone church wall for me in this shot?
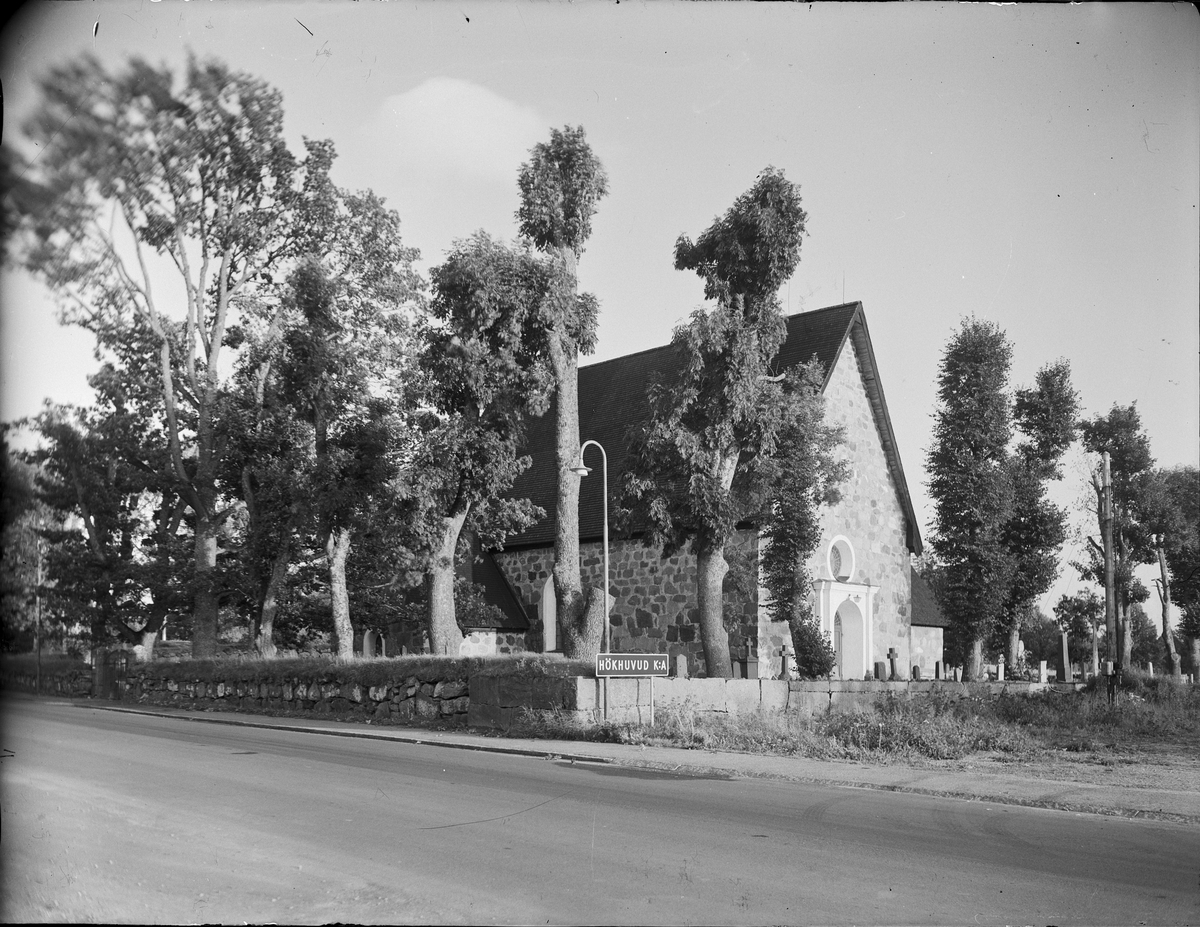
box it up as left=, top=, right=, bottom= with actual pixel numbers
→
left=803, top=337, right=913, bottom=671
left=493, top=529, right=759, bottom=678
left=910, top=626, right=943, bottom=679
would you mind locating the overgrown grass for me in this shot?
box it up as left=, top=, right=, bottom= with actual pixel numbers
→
left=509, top=681, right=1200, bottom=764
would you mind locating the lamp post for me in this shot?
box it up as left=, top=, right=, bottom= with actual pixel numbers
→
left=570, top=440, right=610, bottom=655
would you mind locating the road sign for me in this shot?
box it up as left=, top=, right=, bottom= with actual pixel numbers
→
left=595, top=653, right=669, bottom=677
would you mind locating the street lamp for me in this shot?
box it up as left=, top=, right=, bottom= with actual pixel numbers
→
left=571, top=439, right=610, bottom=655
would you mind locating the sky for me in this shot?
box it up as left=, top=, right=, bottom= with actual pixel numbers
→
left=2, top=0, right=1198, bottom=621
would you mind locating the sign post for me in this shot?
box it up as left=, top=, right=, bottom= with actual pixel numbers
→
left=596, top=654, right=669, bottom=725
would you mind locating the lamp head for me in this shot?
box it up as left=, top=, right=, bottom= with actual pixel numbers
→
left=570, top=460, right=591, bottom=477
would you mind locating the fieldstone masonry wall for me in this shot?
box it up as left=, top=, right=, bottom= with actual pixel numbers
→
left=125, top=668, right=471, bottom=723
left=1, top=668, right=93, bottom=698
left=460, top=630, right=528, bottom=657
left=779, top=336, right=913, bottom=676
left=494, top=529, right=759, bottom=677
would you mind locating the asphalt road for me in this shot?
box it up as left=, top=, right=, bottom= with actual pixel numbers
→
left=3, top=697, right=1198, bottom=925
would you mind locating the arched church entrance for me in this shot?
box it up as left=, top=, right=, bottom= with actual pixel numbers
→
left=834, top=598, right=866, bottom=680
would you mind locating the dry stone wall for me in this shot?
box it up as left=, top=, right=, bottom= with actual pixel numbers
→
left=125, top=667, right=471, bottom=723
left=1, top=668, right=92, bottom=698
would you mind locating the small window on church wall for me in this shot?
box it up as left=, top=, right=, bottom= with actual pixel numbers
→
left=828, top=537, right=854, bottom=582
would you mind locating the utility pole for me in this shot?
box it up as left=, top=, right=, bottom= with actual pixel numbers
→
left=1101, top=452, right=1117, bottom=666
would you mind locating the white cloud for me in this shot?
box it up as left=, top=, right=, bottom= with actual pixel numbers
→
left=364, top=77, right=546, bottom=182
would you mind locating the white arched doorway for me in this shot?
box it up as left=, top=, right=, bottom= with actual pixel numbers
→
left=833, top=598, right=867, bottom=679
left=813, top=536, right=876, bottom=680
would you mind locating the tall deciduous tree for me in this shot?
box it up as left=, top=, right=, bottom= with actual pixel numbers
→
left=1137, top=465, right=1198, bottom=675
left=226, top=189, right=421, bottom=658
left=1, top=442, right=55, bottom=653
left=926, top=319, right=1015, bottom=680
left=413, top=232, right=552, bottom=653
left=25, top=403, right=188, bottom=659
left=623, top=167, right=809, bottom=677
left=1078, top=404, right=1154, bottom=668
left=276, top=250, right=415, bottom=660
left=516, top=126, right=608, bottom=659
left=14, top=55, right=342, bottom=657
left=995, top=361, right=1079, bottom=667
left=1053, top=589, right=1104, bottom=677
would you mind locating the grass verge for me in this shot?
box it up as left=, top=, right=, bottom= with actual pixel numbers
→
left=507, top=680, right=1200, bottom=766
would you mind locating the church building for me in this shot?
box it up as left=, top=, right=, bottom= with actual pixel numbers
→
left=471, top=302, right=946, bottom=678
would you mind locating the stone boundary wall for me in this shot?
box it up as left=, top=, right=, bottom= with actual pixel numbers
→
left=1, top=668, right=93, bottom=698
left=125, top=667, right=470, bottom=724
left=469, top=675, right=1088, bottom=729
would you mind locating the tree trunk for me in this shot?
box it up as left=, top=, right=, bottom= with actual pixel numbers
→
left=1007, top=623, right=1021, bottom=671
left=563, top=586, right=606, bottom=661
left=696, top=544, right=733, bottom=678
left=428, top=509, right=468, bottom=656
left=548, top=332, right=587, bottom=659
left=256, top=541, right=291, bottom=659
left=191, top=512, right=220, bottom=659
left=966, top=638, right=985, bottom=681
left=1090, top=619, right=1100, bottom=679
left=1155, top=544, right=1182, bottom=676
left=256, top=508, right=299, bottom=659
left=326, top=527, right=353, bottom=659
left=139, top=627, right=159, bottom=662
left=1190, top=636, right=1200, bottom=680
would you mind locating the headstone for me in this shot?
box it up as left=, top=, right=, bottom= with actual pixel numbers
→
left=1038, top=660, right=1048, bottom=684
left=674, top=654, right=689, bottom=678
left=1058, top=632, right=1070, bottom=683
left=874, top=661, right=887, bottom=681
left=911, top=665, right=921, bottom=681
left=362, top=630, right=377, bottom=659
left=996, top=658, right=1005, bottom=682
left=934, top=661, right=943, bottom=680
left=779, top=643, right=793, bottom=679
left=1103, top=660, right=1114, bottom=676
left=1147, top=662, right=1154, bottom=677
left=887, top=647, right=899, bottom=681
left=953, top=667, right=962, bottom=682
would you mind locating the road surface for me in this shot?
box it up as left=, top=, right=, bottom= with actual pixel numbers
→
left=3, top=696, right=1198, bottom=924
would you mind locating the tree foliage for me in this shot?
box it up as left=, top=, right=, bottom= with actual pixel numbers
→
left=623, top=167, right=812, bottom=678
left=758, top=362, right=849, bottom=677
left=410, top=232, right=553, bottom=653
left=11, top=55, right=424, bottom=660
left=927, top=320, right=1077, bottom=679
left=515, top=125, right=608, bottom=659
left=12, top=54, right=344, bottom=657
left=993, top=361, right=1079, bottom=663
left=926, top=319, right=1015, bottom=678
left=1076, top=404, right=1155, bottom=668
left=1053, top=589, right=1103, bottom=671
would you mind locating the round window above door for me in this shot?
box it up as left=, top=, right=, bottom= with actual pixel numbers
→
left=828, top=537, right=854, bottom=582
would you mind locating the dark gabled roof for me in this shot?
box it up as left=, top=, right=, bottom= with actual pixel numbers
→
left=910, top=569, right=949, bottom=628
left=504, top=302, right=923, bottom=555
